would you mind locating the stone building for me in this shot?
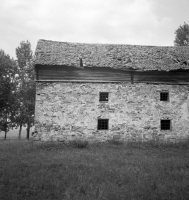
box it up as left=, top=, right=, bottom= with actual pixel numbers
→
left=34, top=39, right=189, bottom=142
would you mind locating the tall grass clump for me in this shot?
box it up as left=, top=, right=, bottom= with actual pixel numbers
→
left=68, top=139, right=89, bottom=148
left=107, top=138, right=124, bottom=145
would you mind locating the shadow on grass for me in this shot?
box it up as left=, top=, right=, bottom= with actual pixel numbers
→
left=1, top=138, right=189, bottom=151
left=106, top=138, right=189, bottom=150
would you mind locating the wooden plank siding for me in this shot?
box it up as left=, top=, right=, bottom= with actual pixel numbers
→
left=35, top=65, right=189, bottom=84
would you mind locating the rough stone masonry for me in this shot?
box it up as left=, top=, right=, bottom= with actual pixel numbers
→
left=34, top=82, right=189, bottom=142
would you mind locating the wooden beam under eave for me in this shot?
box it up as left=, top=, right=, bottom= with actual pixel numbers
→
left=35, top=80, right=123, bottom=83
left=35, top=80, right=189, bottom=85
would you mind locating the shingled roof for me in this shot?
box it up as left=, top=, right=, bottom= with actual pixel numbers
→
left=35, top=39, right=189, bottom=71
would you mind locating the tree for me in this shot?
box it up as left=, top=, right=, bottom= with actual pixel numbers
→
left=0, top=50, right=17, bottom=139
left=15, top=41, right=35, bottom=139
left=0, top=80, right=12, bottom=139
left=174, top=22, right=189, bottom=46
left=16, top=40, right=34, bottom=82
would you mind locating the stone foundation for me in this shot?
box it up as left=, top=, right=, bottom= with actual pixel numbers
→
left=34, top=82, right=189, bottom=142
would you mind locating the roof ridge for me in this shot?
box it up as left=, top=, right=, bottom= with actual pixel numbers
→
left=37, top=39, right=186, bottom=48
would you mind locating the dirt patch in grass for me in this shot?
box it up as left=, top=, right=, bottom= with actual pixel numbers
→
left=1, top=140, right=189, bottom=200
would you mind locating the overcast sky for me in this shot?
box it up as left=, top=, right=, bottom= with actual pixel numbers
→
left=0, top=0, right=188, bottom=58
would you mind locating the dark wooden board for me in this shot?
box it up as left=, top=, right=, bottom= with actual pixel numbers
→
left=35, top=65, right=189, bottom=84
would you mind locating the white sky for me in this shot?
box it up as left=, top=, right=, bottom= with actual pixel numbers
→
left=0, top=0, right=189, bottom=58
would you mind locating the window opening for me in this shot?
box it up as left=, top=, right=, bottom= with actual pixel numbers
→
left=160, top=92, right=169, bottom=101
left=161, top=120, right=171, bottom=130
left=99, top=92, right=109, bottom=102
left=98, top=119, right=109, bottom=130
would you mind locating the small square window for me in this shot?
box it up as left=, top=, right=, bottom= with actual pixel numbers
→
left=161, top=120, right=171, bottom=130
left=98, top=119, right=109, bottom=130
left=160, top=92, right=169, bottom=101
left=99, top=92, right=109, bottom=102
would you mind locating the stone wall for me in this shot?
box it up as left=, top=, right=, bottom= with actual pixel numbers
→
left=34, top=82, right=189, bottom=142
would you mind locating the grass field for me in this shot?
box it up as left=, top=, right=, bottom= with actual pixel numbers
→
left=1, top=140, right=189, bottom=200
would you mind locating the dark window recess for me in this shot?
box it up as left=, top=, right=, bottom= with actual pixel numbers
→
left=161, top=120, right=171, bottom=130
left=160, top=92, right=169, bottom=101
left=98, top=119, right=109, bottom=130
left=99, top=92, right=109, bottom=102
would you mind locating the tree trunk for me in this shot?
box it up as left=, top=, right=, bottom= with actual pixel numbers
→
left=26, top=122, right=30, bottom=140
left=4, top=130, right=7, bottom=140
left=18, top=124, right=22, bottom=139
left=4, top=113, right=8, bottom=140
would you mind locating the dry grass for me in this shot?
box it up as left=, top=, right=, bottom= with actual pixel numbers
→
left=1, top=140, right=189, bottom=200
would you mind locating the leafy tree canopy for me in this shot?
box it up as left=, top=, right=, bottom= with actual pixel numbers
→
left=174, top=22, right=189, bottom=46
left=0, top=50, right=17, bottom=135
